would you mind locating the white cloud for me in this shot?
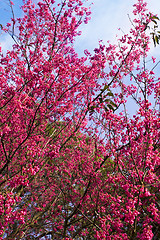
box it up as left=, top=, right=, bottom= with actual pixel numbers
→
left=0, top=33, right=14, bottom=53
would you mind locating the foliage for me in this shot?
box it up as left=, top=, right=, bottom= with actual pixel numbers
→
left=0, top=0, right=160, bottom=239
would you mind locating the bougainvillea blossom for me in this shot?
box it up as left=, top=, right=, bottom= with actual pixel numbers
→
left=0, top=0, right=159, bottom=239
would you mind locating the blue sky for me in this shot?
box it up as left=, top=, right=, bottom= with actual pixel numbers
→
left=0, top=0, right=160, bottom=54
left=75, top=0, right=160, bottom=55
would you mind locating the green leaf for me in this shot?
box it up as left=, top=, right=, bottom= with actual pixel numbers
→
left=103, top=84, right=109, bottom=90
left=101, top=84, right=109, bottom=92
left=152, top=19, right=157, bottom=24
left=72, top=136, right=77, bottom=142
left=107, top=104, right=114, bottom=111
left=154, top=25, right=158, bottom=29
left=85, top=136, right=90, bottom=144
left=99, top=97, right=103, bottom=103
left=109, top=100, right=117, bottom=108
left=89, top=106, right=96, bottom=112
left=151, top=33, right=156, bottom=47
left=106, top=92, right=114, bottom=97
left=155, top=35, right=159, bottom=45
left=152, top=16, right=159, bottom=20
left=104, top=106, right=109, bottom=112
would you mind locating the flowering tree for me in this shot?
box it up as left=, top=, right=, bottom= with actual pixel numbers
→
left=0, top=0, right=160, bottom=239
